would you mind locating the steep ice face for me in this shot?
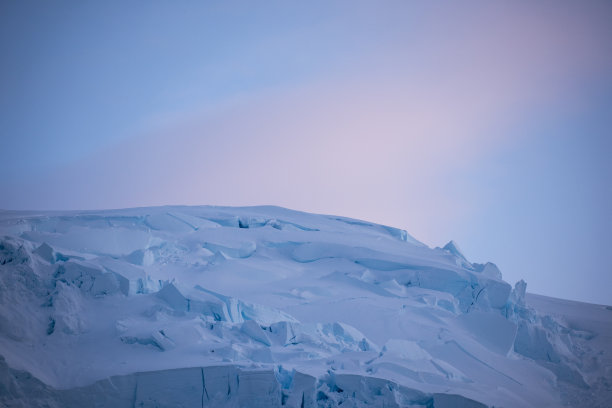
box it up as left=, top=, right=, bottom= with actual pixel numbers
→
left=442, top=240, right=470, bottom=266
left=0, top=206, right=610, bottom=407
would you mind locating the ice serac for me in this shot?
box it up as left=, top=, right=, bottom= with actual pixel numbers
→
left=0, top=205, right=610, bottom=408
left=472, top=261, right=503, bottom=280
left=33, top=242, right=55, bottom=263
left=442, top=240, right=470, bottom=267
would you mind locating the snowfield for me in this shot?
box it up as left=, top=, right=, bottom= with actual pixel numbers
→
left=0, top=205, right=610, bottom=407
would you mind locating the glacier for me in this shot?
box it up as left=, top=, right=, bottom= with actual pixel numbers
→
left=0, top=205, right=610, bottom=407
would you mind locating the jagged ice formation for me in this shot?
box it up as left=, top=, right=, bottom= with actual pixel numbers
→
left=0, top=206, right=610, bottom=407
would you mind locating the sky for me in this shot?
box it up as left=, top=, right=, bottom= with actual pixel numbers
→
left=1, top=1, right=611, bottom=305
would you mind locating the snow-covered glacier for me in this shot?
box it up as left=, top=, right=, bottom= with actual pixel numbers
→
left=0, top=206, right=610, bottom=407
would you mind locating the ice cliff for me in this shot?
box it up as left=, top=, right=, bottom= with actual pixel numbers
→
left=0, top=206, right=610, bottom=407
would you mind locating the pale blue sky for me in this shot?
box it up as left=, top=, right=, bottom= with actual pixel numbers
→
left=1, top=1, right=611, bottom=305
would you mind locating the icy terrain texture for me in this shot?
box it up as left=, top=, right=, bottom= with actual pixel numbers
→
left=0, top=206, right=610, bottom=407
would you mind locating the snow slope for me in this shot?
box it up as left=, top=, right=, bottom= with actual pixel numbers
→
left=0, top=205, right=610, bottom=407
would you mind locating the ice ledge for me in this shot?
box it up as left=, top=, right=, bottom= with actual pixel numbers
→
left=0, top=356, right=489, bottom=408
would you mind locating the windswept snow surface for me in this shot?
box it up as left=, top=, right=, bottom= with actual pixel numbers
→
left=0, top=206, right=610, bottom=407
